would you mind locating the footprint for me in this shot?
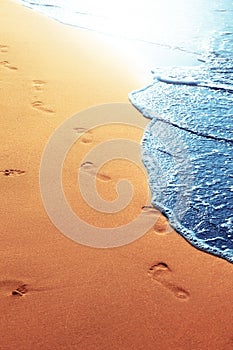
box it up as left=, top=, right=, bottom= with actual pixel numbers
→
left=73, top=127, right=88, bottom=134
left=148, top=262, right=190, bottom=300
left=12, top=284, right=28, bottom=296
left=0, top=45, right=8, bottom=53
left=141, top=207, right=172, bottom=235
left=0, top=280, right=28, bottom=297
left=73, top=127, right=93, bottom=143
left=80, top=133, right=93, bottom=144
left=153, top=215, right=173, bottom=235
left=0, top=60, right=18, bottom=70
left=31, top=101, right=55, bottom=114
left=0, top=279, right=58, bottom=297
left=80, top=162, right=111, bottom=182
left=141, top=205, right=160, bottom=215
left=32, top=79, right=46, bottom=91
left=96, top=173, right=111, bottom=182
left=0, top=169, right=26, bottom=177
left=80, top=161, right=95, bottom=170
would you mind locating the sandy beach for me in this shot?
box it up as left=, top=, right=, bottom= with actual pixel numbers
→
left=0, top=1, right=233, bottom=349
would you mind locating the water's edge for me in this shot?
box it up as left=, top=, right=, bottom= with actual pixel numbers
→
left=129, top=60, right=233, bottom=263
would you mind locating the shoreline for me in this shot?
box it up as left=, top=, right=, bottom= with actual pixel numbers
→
left=1, top=1, right=233, bottom=349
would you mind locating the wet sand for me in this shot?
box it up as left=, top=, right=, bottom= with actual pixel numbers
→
left=0, top=1, right=233, bottom=349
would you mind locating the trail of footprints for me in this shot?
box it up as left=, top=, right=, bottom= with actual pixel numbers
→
left=74, top=127, right=112, bottom=181
left=148, top=262, right=190, bottom=300
left=0, top=44, right=25, bottom=180
left=0, top=264, right=190, bottom=300
left=0, top=44, right=18, bottom=70
left=0, top=43, right=54, bottom=113
left=31, top=79, right=55, bottom=114
left=0, top=43, right=186, bottom=306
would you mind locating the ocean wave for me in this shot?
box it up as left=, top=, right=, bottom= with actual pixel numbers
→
left=129, top=52, right=233, bottom=263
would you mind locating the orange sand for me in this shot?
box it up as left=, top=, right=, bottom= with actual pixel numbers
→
left=0, top=1, right=233, bottom=349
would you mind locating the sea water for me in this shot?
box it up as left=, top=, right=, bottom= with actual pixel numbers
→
left=16, top=0, right=233, bottom=263
left=129, top=3, right=233, bottom=263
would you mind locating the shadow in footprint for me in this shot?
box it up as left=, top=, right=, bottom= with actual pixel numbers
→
left=0, top=169, right=26, bottom=177
left=0, top=60, right=17, bottom=70
left=80, top=133, right=93, bottom=144
left=148, top=262, right=190, bottom=300
left=80, top=161, right=111, bottom=182
left=0, top=45, right=8, bottom=53
left=12, top=284, right=28, bottom=296
left=141, top=206, right=160, bottom=216
left=73, top=127, right=88, bottom=134
left=0, top=280, right=28, bottom=297
left=32, top=79, right=46, bottom=91
left=0, top=279, right=56, bottom=297
left=152, top=215, right=173, bottom=236
left=31, top=101, right=55, bottom=114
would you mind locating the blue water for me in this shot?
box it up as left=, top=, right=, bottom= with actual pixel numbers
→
left=129, top=5, right=233, bottom=262
left=17, top=0, right=233, bottom=262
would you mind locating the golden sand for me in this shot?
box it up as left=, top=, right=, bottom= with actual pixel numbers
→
left=0, top=1, right=233, bottom=349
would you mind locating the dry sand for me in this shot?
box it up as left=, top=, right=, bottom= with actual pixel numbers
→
left=0, top=1, right=233, bottom=349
